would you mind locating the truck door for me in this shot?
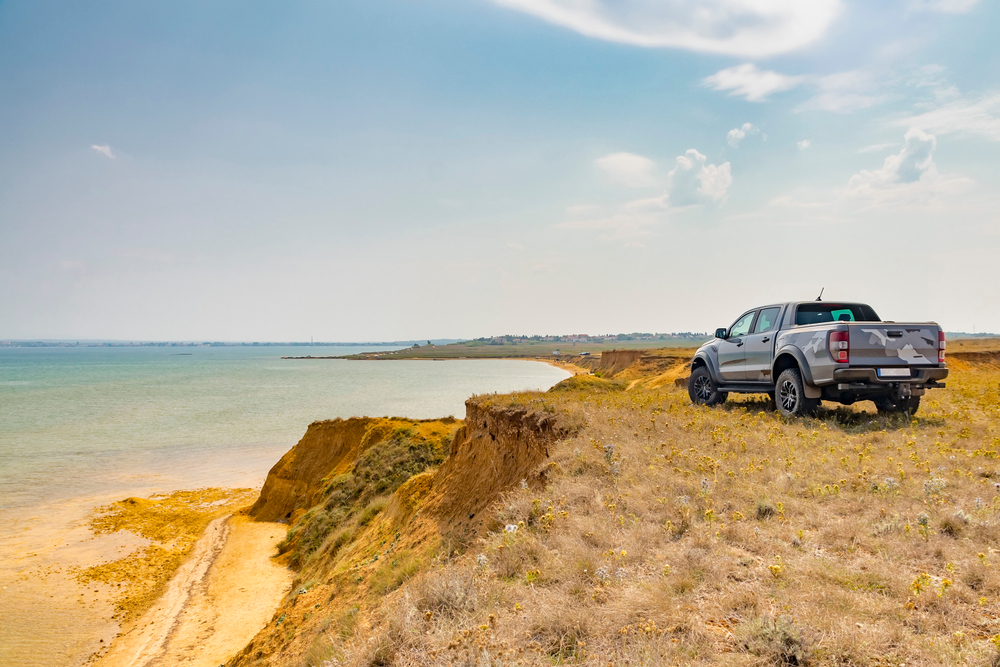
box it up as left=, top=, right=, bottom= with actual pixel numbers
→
left=718, top=310, right=756, bottom=382
left=743, top=306, right=781, bottom=382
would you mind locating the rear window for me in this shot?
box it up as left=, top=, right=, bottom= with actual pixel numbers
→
left=795, top=303, right=880, bottom=326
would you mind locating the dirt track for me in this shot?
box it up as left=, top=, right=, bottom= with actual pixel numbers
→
left=97, top=514, right=291, bottom=667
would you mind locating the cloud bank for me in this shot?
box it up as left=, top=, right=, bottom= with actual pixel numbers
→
left=900, top=92, right=1000, bottom=141
left=492, top=0, right=841, bottom=58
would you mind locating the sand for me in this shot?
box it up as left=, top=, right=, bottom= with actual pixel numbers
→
left=96, top=513, right=292, bottom=667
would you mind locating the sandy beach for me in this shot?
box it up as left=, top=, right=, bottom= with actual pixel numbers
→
left=96, top=513, right=291, bottom=667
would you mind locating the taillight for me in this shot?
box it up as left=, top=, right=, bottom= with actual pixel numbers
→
left=830, top=330, right=849, bottom=363
left=938, top=331, right=946, bottom=363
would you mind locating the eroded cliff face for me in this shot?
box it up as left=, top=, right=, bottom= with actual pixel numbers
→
left=228, top=397, right=577, bottom=667
left=249, top=417, right=459, bottom=524
left=596, top=349, right=644, bottom=374
left=419, top=400, right=568, bottom=536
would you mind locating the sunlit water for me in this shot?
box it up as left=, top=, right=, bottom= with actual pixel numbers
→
left=0, top=346, right=570, bottom=667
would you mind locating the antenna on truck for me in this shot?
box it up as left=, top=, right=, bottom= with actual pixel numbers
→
left=816, top=287, right=824, bottom=302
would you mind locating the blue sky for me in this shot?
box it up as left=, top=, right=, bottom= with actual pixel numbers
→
left=2, top=0, right=999, bottom=340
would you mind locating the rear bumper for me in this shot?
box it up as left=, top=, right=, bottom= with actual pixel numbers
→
left=827, top=366, right=948, bottom=399
left=832, top=366, right=948, bottom=385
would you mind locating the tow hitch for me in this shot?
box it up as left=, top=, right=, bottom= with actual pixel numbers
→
left=897, top=382, right=912, bottom=401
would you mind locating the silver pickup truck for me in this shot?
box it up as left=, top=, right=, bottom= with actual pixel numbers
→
left=688, top=301, right=948, bottom=417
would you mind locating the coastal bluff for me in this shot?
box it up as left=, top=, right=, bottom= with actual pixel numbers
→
left=249, top=416, right=460, bottom=525
left=229, top=397, right=578, bottom=665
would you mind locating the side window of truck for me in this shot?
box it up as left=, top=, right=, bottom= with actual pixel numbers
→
left=753, top=307, right=781, bottom=333
left=729, top=311, right=756, bottom=338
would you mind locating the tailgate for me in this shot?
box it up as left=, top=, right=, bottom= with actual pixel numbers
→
left=848, top=323, right=940, bottom=366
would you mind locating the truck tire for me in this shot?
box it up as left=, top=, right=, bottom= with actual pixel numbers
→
left=688, top=366, right=728, bottom=406
left=873, top=395, right=921, bottom=416
left=775, top=368, right=819, bottom=417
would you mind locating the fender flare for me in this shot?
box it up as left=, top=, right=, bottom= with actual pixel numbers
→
left=691, top=351, right=723, bottom=385
left=772, top=346, right=822, bottom=399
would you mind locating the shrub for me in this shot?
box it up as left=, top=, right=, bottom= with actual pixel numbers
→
left=738, top=615, right=812, bottom=666
left=940, top=511, right=969, bottom=538
left=412, top=567, right=478, bottom=617
left=756, top=500, right=778, bottom=520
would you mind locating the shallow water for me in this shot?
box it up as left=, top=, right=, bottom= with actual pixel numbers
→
left=0, top=346, right=570, bottom=667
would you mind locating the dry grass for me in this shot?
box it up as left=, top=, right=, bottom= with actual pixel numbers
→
left=301, top=359, right=1000, bottom=666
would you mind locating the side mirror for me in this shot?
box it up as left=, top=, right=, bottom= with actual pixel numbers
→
left=715, top=327, right=728, bottom=339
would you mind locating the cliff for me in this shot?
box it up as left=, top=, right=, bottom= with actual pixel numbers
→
left=227, top=396, right=579, bottom=666
left=249, top=417, right=459, bottom=525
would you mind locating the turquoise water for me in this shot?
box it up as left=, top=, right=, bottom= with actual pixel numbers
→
left=0, top=346, right=571, bottom=510
left=0, top=346, right=570, bottom=667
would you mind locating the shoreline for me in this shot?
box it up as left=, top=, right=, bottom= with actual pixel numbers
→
left=0, top=355, right=573, bottom=667
left=279, top=353, right=592, bottom=375
left=95, top=512, right=291, bottom=667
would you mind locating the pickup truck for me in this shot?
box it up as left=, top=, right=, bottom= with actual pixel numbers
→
left=688, top=301, right=948, bottom=417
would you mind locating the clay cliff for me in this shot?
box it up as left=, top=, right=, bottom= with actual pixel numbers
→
left=227, top=397, right=579, bottom=666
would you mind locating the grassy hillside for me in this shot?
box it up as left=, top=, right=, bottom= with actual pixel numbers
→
left=234, top=343, right=1000, bottom=666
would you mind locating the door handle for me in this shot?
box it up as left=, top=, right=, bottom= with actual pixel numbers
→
left=736, top=341, right=744, bottom=347
left=762, top=337, right=770, bottom=343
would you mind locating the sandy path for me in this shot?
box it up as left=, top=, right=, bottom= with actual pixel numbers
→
left=97, top=514, right=291, bottom=667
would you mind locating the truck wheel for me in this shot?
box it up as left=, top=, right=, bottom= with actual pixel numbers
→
left=874, top=395, right=921, bottom=416
left=688, top=366, right=728, bottom=406
left=775, top=368, right=819, bottom=417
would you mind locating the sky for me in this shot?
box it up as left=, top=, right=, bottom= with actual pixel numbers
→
left=1, top=0, right=999, bottom=341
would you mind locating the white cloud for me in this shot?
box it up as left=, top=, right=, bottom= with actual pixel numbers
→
left=899, top=92, right=1000, bottom=141
left=704, top=64, right=804, bottom=102
left=595, top=152, right=657, bottom=188
left=844, top=129, right=974, bottom=206
left=909, top=0, right=980, bottom=13
left=668, top=150, right=732, bottom=206
left=727, top=122, right=759, bottom=147
left=91, top=144, right=116, bottom=159
left=848, top=129, right=936, bottom=191
left=796, top=70, right=884, bottom=113
left=561, top=149, right=731, bottom=240
left=491, top=0, right=841, bottom=58
left=797, top=139, right=811, bottom=150
left=704, top=65, right=884, bottom=112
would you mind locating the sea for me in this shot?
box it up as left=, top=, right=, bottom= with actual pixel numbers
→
left=0, top=345, right=570, bottom=667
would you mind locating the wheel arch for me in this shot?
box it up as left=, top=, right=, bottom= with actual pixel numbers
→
left=691, top=352, right=721, bottom=384
left=772, top=348, right=821, bottom=399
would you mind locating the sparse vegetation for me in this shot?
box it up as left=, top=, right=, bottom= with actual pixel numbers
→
left=231, top=351, right=1000, bottom=667
left=280, top=424, right=453, bottom=573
